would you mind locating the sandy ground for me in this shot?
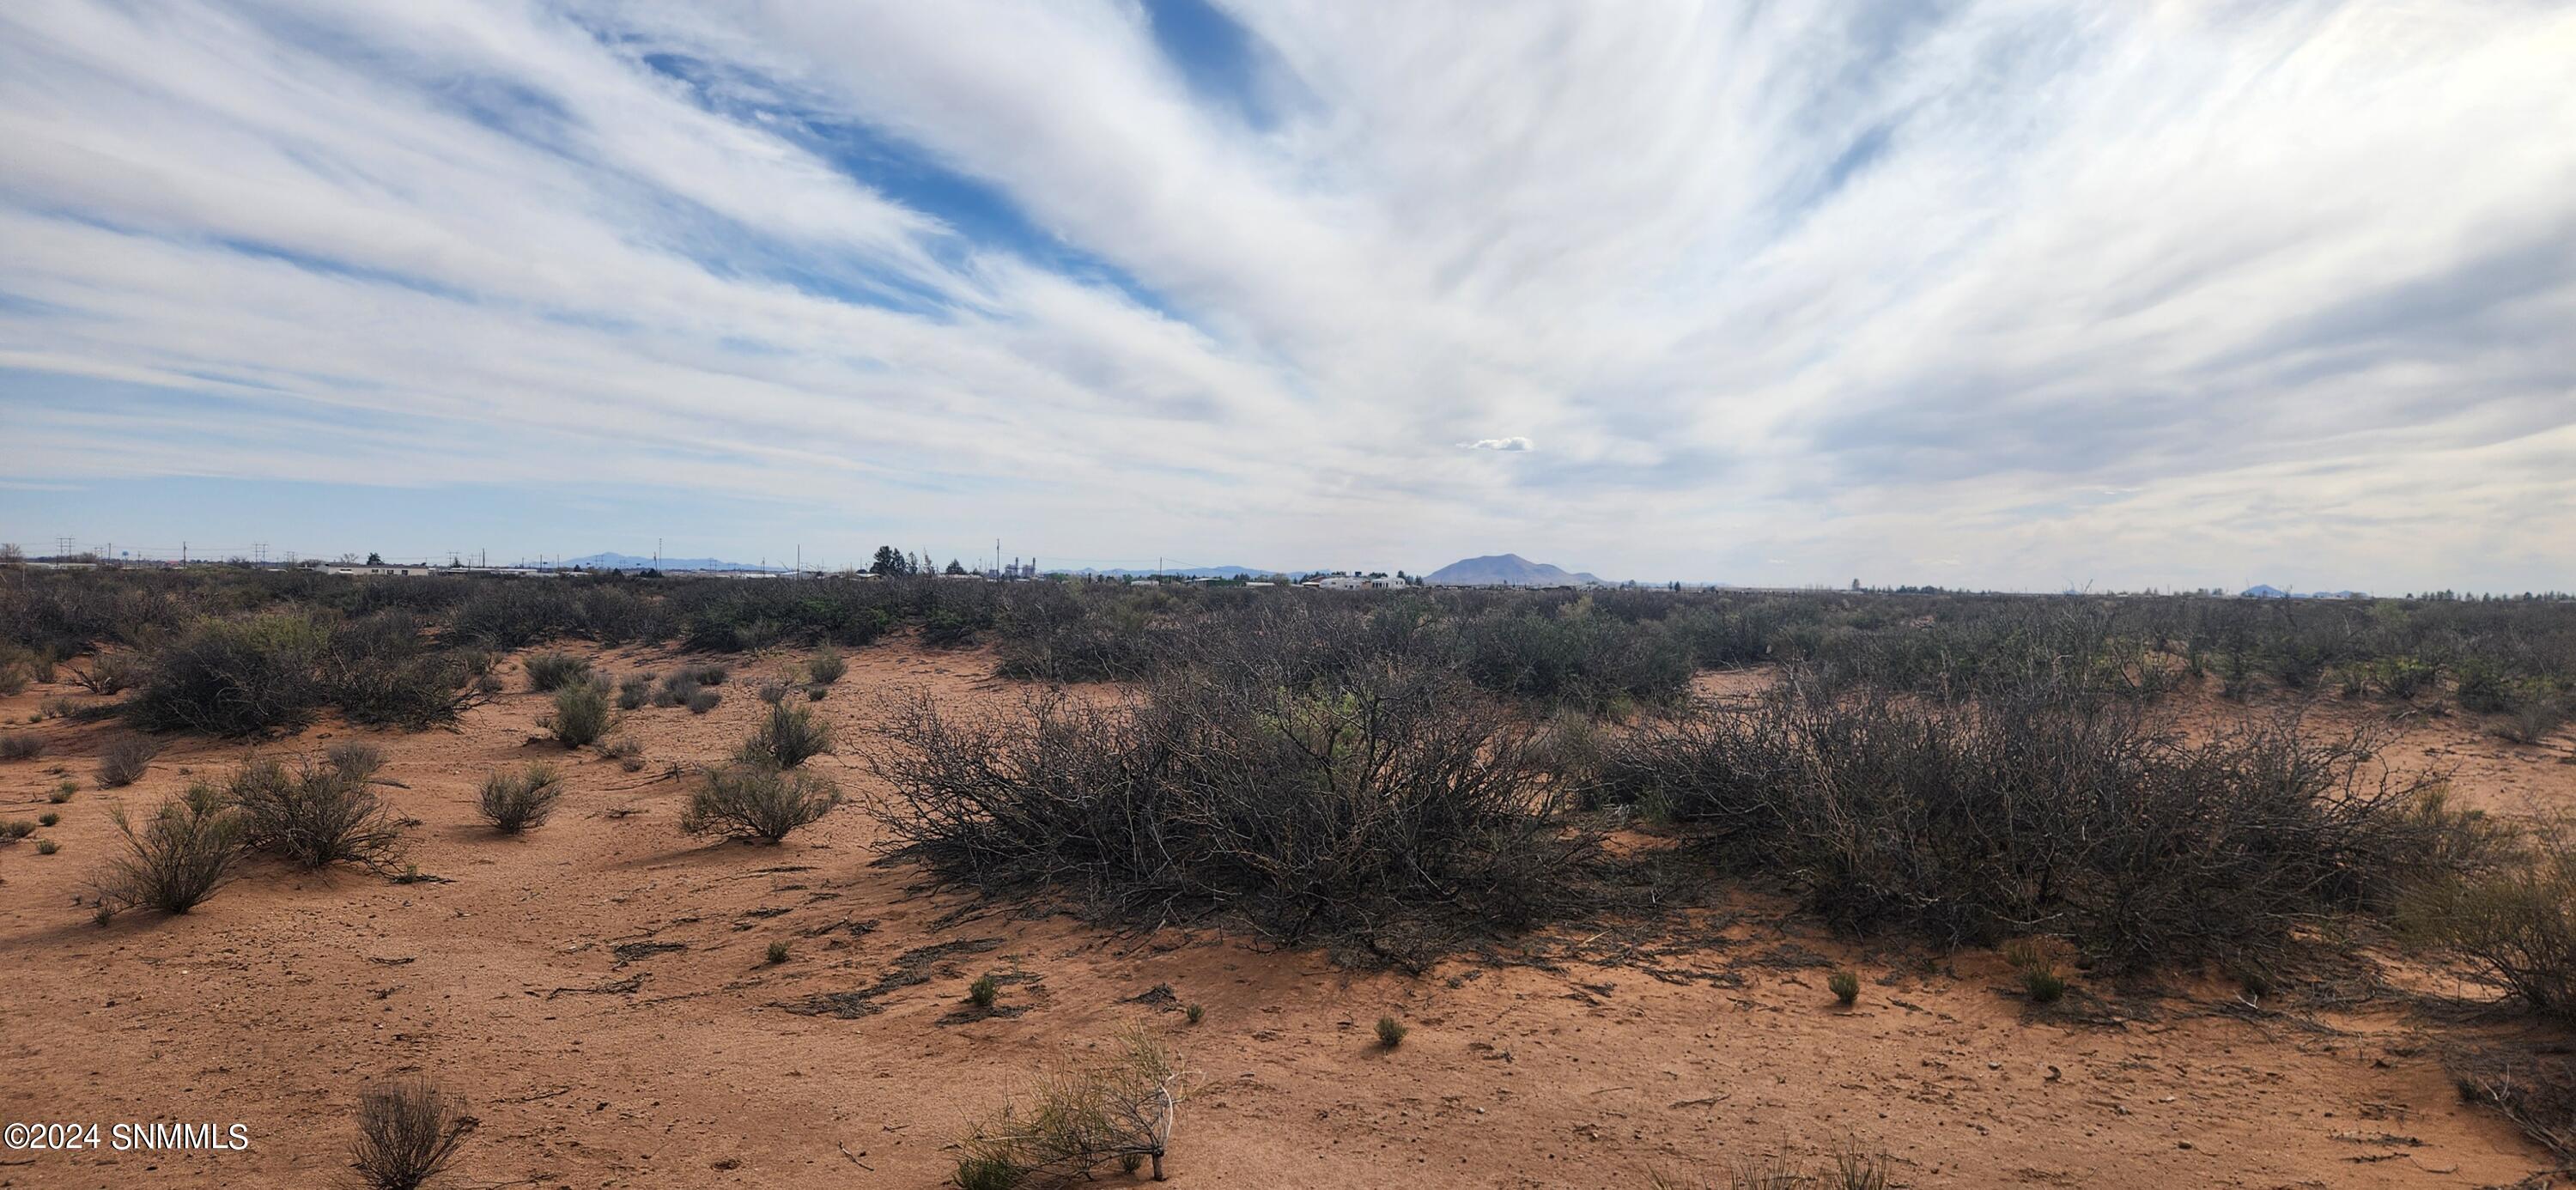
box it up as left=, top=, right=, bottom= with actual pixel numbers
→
left=0, top=645, right=2569, bottom=1188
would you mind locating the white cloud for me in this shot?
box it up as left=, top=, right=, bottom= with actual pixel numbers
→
left=0, top=1, right=2570, bottom=589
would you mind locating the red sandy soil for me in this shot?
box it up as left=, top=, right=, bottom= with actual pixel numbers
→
left=2, top=645, right=2569, bottom=1188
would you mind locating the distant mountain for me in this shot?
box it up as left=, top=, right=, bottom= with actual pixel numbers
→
left=2240, top=584, right=2368, bottom=599
left=563, top=551, right=779, bottom=573
left=1425, top=554, right=1602, bottom=587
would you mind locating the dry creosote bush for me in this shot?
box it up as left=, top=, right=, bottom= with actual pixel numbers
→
left=349, top=1078, right=472, bottom=1190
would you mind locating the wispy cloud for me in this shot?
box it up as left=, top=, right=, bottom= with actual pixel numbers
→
left=1, top=1, right=2570, bottom=589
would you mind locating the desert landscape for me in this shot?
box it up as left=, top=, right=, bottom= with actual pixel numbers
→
left=1, top=570, right=2571, bottom=1189
left=6, top=3, right=2572, bottom=1187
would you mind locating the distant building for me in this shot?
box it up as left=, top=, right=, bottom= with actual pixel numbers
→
left=326, top=563, right=443, bottom=577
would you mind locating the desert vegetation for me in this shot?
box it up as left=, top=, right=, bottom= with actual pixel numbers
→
left=229, top=748, right=407, bottom=871
left=682, top=764, right=841, bottom=844
left=96, top=783, right=246, bottom=917
left=476, top=762, right=564, bottom=834
left=349, top=1078, right=471, bottom=1190
left=547, top=678, right=611, bottom=747
left=94, top=733, right=158, bottom=787
left=952, top=1029, right=1181, bottom=1187
left=2404, top=821, right=2576, bottom=1022
left=4, top=563, right=2574, bottom=1176
left=869, top=659, right=1585, bottom=956
left=1595, top=675, right=2482, bottom=971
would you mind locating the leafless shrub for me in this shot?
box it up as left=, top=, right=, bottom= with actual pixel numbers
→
left=599, top=736, right=644, bottom=770
left=349, top=1078, right=471, bottom=1190
left=69, top=651, right=140, bottom=695
left=2449, top=1044, right=2576, bottom=1163
left=95, top=734, right=159, bottom=787
left=0, top=732, right=42, bottom=762
left=1649, top=1138, right=1893, bottom=1189
left=2495, top=693, right=2571, bottom=746
left=870, top=660, right=1583, bottom=953
left=327, top=741, right=385, bottom=782
left=476, top=763, right=563, bottom=834
left=97, top=783, right=246, bottom=916
left=682, top=764, right=841, bottom=844
left=1601, top=674, right=2484, bottom=971
left=128, top=613, right=329, bottom=736
left=954, top=1029, right=1182, bottom=1188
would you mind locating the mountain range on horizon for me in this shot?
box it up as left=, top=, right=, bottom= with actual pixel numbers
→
left=1423, top=554, right=1603, bottom=587
left=554, top=551, right=1615, bottom=584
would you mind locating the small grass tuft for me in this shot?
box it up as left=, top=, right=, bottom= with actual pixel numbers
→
left=766, top=939, right=791, bottom=965
left=968, top=973, right=999, bottom=1008
left=806, top=648, right=846, bottom=686
left=1185, top=1003, right=1205, bottom=1026
left=523, top=652, right=590, bottom=692
left=1828, top=969, right=1861, bottom=1007
left=477, top=763, right=564, bottom=834
left=548, top=681, right=611, bottom=748
left=1375, top=1015, right=1407, bottom=1048
left=739, top=702, right=832, bottom=768
left=96, top=735, right=159, bottom=787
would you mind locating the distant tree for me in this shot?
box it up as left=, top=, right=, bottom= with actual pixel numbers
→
left=945, top=559, right=967, bottom=575
left=365, top=552, right=384, bottom=566
left=871, top=546, right=908, bottom=577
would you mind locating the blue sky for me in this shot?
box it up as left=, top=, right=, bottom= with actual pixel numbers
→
left=3, top=1, right=2572, bottom=590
